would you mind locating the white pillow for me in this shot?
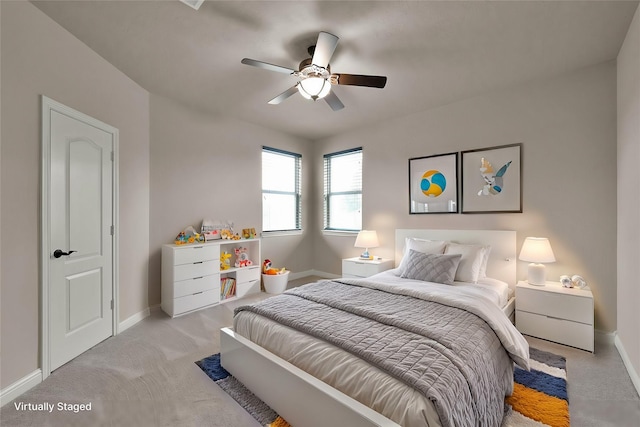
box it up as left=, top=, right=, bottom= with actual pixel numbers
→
left=444, top=243, right=487, bottom=283
left=398, top=238, right=447, bottom=273
left=479, top=245, right=492, bottom=278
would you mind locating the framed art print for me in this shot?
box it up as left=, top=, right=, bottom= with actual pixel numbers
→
left=409, top=152, right=458, bottom=214
left=461, top=143, right=522, bottom=213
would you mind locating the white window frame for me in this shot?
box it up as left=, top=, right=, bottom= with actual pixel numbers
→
left=262, top=146, right=302, bottom=233
left=323, top=147, right=363, bottom=232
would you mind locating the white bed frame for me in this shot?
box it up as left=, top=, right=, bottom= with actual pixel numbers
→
left=220, top=229, right=517, bottom=426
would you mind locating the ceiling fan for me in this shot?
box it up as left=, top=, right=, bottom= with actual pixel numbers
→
left=241, top=31, right=387, bottom=111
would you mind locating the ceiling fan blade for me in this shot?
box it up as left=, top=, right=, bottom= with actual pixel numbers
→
left=324, top=91, right=344, bottom=111
left=241, top=58, right=295, bottom=75
left=312, top=32, right=339, bottom=69
left=268, top=86, right=299, bottom=105
left=331, top=73, right=387, bottom=89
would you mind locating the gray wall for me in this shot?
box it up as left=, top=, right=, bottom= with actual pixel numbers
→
left=148, top=94, right=314, bottom=306
left=0, top=2, right=150, bottom=388
left=313, top=61, right=618, bottom=333
left=617, top=6, right=640, bottom=385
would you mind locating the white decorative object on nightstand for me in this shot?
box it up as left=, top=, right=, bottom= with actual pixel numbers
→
left=342, top=257, right=393, bottom=278
left=516, top=280, right=594, bottom=352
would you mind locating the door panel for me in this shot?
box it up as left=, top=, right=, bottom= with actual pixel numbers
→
left=66, top=269, right=103, bottom=332
left=69, top=139, right=103, bottom=258
left=49, top=108, right=114, bottom=371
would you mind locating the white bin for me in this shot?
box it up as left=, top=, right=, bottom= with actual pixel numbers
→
left=262, top=271, right=290, bottom=294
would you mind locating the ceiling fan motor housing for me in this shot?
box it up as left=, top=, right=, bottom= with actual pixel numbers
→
left=298, top=58, right=330, bottom=76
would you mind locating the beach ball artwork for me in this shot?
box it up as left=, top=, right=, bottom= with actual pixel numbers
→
left=420, top=170, right=446, bottom=197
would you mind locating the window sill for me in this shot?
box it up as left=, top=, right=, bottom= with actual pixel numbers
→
left=322, top=230, right=359, bottom=237
left=261, top=230, right=304, bottom=238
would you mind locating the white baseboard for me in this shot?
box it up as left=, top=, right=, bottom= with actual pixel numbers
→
left=288, top=270, right=340, bottom=281
left=310, top=269, right=341, bottom=279
left=0, top=369, right=42, bottom=407
left=614, top=333, right=640, bottom=397
left=595, top=329, right=616, bottom=345
left=118, top=307, right=151, bottom=333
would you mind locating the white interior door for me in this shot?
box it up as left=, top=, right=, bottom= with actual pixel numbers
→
left=45, top=99, right=116, bottom=371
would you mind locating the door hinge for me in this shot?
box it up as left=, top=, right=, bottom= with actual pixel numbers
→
left=110, top=151, right=114, bottom=161
left=110, top=300, right=114, bottom=310
left=110, top=225, right=114, bottom=236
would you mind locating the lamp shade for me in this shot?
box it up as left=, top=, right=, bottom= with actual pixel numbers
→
left=354, top=230, right=379, bottom=249
left=519, top=237, right=556, bottom=263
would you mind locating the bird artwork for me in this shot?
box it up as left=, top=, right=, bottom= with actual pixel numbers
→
left=478, top=157, right=512, bottom=196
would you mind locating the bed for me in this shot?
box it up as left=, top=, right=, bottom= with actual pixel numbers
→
left=220, top=229, right=528, bottom=427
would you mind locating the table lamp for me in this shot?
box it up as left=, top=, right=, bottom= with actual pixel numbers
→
left=519, top=237, right=556, bottom=285
left=354, top=230, right=379, bottom=260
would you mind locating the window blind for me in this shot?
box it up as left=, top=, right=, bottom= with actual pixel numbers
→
left=323, top=148, right=362, bottom=231
left=262, top=147, right=302, bottom=232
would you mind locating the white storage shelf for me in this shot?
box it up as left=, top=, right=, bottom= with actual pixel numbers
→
left=162, top=238, right=261, bottom=317
left=515, top=281, right=594, bottom=352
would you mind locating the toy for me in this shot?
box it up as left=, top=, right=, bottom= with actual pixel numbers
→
left=220, top=251, right=232, bottom=271
left=221, top=229, right=241, bottom=240
left=174, top=231, right=187, bottom=245
left=243, top=228, right=257, bottom=239
left=234, top=247, right=253, bottom=268
left=262, top=259, right=286, bottom=275
left=174, top=226, right=199, bottom=245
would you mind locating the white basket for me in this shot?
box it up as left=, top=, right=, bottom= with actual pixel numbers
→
left=262, top=271, right=290, bottom=294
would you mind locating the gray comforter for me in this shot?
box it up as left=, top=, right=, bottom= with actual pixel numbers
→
left=235, top=279, right=529, bottom=427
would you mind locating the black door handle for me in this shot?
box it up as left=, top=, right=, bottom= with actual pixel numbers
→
left=53, top=249, right=77, bottom=258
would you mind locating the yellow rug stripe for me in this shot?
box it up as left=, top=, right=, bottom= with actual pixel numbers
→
left=506, top=383, right=569, bottom=427
left=268, top=416, right=291, bottom=427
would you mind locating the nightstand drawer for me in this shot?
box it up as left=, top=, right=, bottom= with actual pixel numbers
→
left=342, top=261, right=378, bottom=277
left=174, top=260, right=219, bottom=281
left=516, top=310, right=594, bottom=352
left=516, top=286, right=593, bottom=324
left=174, top=245, right=219, bottom=265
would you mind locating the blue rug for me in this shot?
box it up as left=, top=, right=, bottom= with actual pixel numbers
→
left=198, top=348, right=568, bottom=427
left=196, top=354, right=290, bottom=427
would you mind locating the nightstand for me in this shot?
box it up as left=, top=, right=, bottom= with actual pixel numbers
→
left=342, top=257, right=394, bottom=278
left=516, top=281, right=594, bottom=352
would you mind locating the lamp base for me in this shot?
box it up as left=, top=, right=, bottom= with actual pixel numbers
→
left=360, top=249, right=372, bottom=260
left=527, top=263, right=546, bottom=286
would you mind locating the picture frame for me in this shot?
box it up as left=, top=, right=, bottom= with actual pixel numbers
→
left=461, top=143, right=522, bottom=213
left=409, top=152, right=458, bottom=214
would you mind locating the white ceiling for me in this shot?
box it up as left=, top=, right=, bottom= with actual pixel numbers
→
left=32, top=0, right=638, bottom=140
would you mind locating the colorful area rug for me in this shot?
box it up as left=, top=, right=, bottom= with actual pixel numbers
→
left=197, top=347, right=568, bottom=427
left=196, top=353, right=290, bottom=427
left=503, top=347, right=570, bottom=427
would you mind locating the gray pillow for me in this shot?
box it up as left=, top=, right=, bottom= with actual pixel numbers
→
left=400, top=250, right=462, bottom=285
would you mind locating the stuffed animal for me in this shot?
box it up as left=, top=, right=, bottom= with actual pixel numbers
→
left=220, top=251, right=232, bottom=271
left=234, top=247, right=253, bottom=268
left=262, top=259, right=286, bottom=275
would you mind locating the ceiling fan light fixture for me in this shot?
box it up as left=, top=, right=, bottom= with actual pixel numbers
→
left=298, top=76, right=331, bottom=100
